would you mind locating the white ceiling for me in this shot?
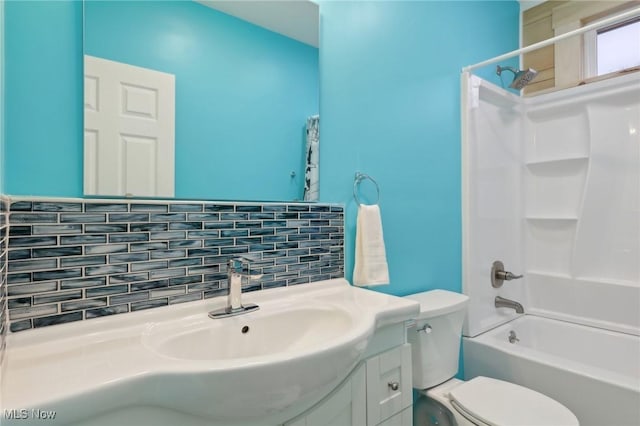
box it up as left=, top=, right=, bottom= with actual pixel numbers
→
left=196, top=0, right=319, bottom=48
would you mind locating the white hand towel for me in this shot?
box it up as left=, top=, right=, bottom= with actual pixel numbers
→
left=354, top=204, right=389, bottom=286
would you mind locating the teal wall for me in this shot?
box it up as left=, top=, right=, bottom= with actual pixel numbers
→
left=85, top=1, right=318, bottom=201
left=318, top=1, right=520, bottom=296
left=5, top=1, right=318, bottom=200
left=0, top=0, right=5, bottom=194
left=4, top=1, right=83, bottom=197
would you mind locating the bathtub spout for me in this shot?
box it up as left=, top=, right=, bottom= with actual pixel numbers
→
left=495, top=296, right=524, bottom=313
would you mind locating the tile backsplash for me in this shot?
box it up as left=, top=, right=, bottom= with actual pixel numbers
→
left=1, top=197, right=8, bottom=361
left=6, top=198, right=344, bottom=332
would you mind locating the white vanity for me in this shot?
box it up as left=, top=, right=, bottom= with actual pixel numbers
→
left=2, top=279, right=419, bottom=426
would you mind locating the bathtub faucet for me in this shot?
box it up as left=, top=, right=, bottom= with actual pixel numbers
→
left=495, top=296, right=524, bottom=314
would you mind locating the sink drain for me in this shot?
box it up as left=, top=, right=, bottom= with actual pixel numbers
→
left=241, top=325, right=250, bottom=334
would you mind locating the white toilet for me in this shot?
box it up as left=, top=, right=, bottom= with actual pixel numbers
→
left=405, top=290, right=579, bottom=426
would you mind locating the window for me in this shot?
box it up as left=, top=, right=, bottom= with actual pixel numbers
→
left=584, top=15, right=640, bottom=78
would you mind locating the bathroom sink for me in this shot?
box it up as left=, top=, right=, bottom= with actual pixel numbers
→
left=138, top=294, right=375, bottom=423
left=3, top=279, right=420, bottom=426
left=142, top=305, right=357, bottom=361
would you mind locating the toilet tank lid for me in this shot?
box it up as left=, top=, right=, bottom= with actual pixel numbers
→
left=404, top=290, right=469, bottom=320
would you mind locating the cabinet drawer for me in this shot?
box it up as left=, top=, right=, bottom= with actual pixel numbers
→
left=366, top=344, right=412, bottom=426
left=377, top=406, right=412, bottom=426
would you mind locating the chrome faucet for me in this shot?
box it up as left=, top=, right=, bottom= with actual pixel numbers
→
left=495, top=296, right=524, bottom=314
left=208, top=258, right=262, bottom=319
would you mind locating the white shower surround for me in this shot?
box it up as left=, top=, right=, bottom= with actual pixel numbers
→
left=461, top=72, right=640, bottom=337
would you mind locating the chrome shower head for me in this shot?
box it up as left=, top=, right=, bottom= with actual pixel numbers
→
left=496, top=65, right=538, bottom=90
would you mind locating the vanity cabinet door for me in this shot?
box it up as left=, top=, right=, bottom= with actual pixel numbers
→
left=285, top=364, right=366, bottom=426
left=366, top=344, right=412, bottom=426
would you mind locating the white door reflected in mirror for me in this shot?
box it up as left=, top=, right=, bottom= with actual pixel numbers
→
left=84, top=55, right=175, bottom=197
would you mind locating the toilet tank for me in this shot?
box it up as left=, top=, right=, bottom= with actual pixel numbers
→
left=404, top=290, right=469, bottom=389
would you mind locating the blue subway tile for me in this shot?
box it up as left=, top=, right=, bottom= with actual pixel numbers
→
left=32, top=224, right=82, bottom=235
left=276, top=242, right=299, bottom=250
left=109, top=252, right=150, bottom=263
left=250, top=228, right=274, bottom=236
left=61, top=255, right=107, bottom=267
left=9, top=304, right=58, bottom=320
left=130, top=242, right=167, bottom=252
left=85, top=304, right=129, bottom=319
left=109, top=273, right=150, bottom=284
left=109, top=213, right=149, bottom=222
left=85, top=224, right=128, bottom=233
left=9, top=259, right=58, bottom=273
left=150, top=268, right=185, bottom=279
left=220, top=213, right=248, bottom=221
left=86, top=244, right=128, bottom=255
left=169, top=222, right=202, bottom=230
left=203, top=238, right=234, bottom=247
left=235, top=221, right=262, bottom=229
left=110, top=292, right=149, bottom=305
left=170, top=275, right=202, bottom=286
left=310, top=219, right=331, bottom=226
left=150, top=213, right=186, bottom=222
left=248, top=244, right=275, bottom=252
left=85, top=285, right=128, bottom=298
left=169, top=240, right=202, bottom=249
left=288, top=263, right=310, bottom=272
left=8, top=249, right=31, bottom=261
left=321, top=213, right=341, bottom=219
left=236, top=237, right=262, bottom=245
left=330, top=206, right=344, bottom=213
left=310, top=233, right=331, bottom=240
left=10, top=213, right=58, bottom=223
left=310, top=205, right=330, bottom=212
left=187, top=230, right=220, bottom=239
left=220, top=230, right=248, bottom=238
left=85, top=265, right=127, bottom=276
left=263, top=205, right=286, bottom=212
left=8, top=297, right=31, bottom=309
left=204, top=289, right=227, bottom=299
left=150, top=249, right=185, bottom=260
left=61, top=276, right=106, bottom=289
left=9, top=226, right=32, bottom=236
left=169, top=204, right=203, bottom=212
left=33, top=290, right=82, bottom=305
left=131, top=204, right=168, bottom=212
left=10, top=319, right=33, bottom=332
left=7, top=273, right=32, bottom=284
left=187, top=282, right=220, bottom=292
left=236, top=205, right=261, bottom=212
left=150, top=287, right=185, bottom=298
left=130, top=223, right=168, bottom=232
left=131, top=261, right=168, bottom=272
left=85, top=203, right=128, bottom=212
left=188, top=265, right=222, bottom=275
left=250, top=213, right=274, bottom=220
left=288, top=205, right=309, bottom=212
left=203, top=222, right=234, bottom=230
left=61, top=298, right=107, bottom=312
left=60, top=213, right=106, bottom=223
left=263, top=250, right=288, bottom=259
left=32, top=246, right=82, bottom=258
left=33, top=202, right=82, bottom=212
left=288, top=249, right=310, bottom=256
left=187, top=248, right=221, bottom=257
left=263, top=280, right=287, bottom=289
left=7, top=281, right=58, bottom=296
left=187, top=213, right=219, bottom=221
left=204, top=204, right=234, bottom=212
left=169, top=258, right=202, bottom=268
left=131, top=280, right=169, bottom=291
left=275, top=213, right=299, bottom=220
left=150, top=231, right=185, bottom=240
left=10, top=201, right=32, bottom=211
left=169, top=292, right=203, bottom=304
left=33, top=312, right=83, bottom=328
left=288, top=234, right=310, bottom=242
left=287, top=277, right=309, bottom=285
left=60, top=234, right=107, bottom=245
left=263, top=220, right=287, bottom=228
left=220, top=246, right=249, bottom=254
left=263, top=235, right=286, bottom=243
left=33, top=268, right=82, bottom=281
left=275, top=257, right=299, bottom=265
left=109, top=233, right=149, bottom=243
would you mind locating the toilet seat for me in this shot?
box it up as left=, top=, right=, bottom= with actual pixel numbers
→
left=448, top=377, right=579, bottom=426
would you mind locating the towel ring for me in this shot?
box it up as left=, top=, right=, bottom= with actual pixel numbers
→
left=354, top=172, right=380, bottom=205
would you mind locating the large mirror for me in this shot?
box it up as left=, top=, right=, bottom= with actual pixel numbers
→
left=83, top=0, right=319, bottom=202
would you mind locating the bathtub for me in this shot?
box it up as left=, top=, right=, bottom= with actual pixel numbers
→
left=463, top=315, right=640, bottom=426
